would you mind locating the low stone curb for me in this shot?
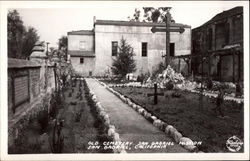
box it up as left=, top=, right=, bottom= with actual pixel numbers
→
left=96, top=79, right=201, bottom=153
left=84, top=78, right=126, bottom=153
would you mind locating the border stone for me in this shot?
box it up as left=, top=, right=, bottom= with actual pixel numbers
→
left=97, top=80, right=200, bottom=152
left=84, top=78, right=126, bottom=153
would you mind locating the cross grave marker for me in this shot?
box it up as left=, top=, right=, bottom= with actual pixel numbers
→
left=147, top=83, right=164, bottom=105
left=151, top=8, right=185, bottom=67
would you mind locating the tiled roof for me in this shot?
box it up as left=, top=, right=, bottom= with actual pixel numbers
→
left=94, top=19, right=191, bottom=28
left=32, top=45, right=45, bottom=52
left=68, top=50, right=95, bottom=57
left=8, top=58, right=41, bottom=69
left=195, top=6, right=243, bottom=29
left=68, top=30, right=94, bottom=35
left=30, top=51, right=47, bottom=58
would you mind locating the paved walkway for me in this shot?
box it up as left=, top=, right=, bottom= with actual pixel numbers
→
left=86, top=78, right=189, bottom=153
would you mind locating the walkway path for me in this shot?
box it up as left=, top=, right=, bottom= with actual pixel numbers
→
left=86, top=78, right=189, bottom=153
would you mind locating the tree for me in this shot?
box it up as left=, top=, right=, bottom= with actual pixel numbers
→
left=111, top=37, right=136, bottom=78
left=58, top=36, right=68, bottom=60
left=8, top=10, right=39, bottom=59
left=129, top=7, right=175, bottom=23
left=58, top=36, right=67, bottom=50
left=21, top=27, right=40, bottom=58
left=128, top=8, right=141, bottom=22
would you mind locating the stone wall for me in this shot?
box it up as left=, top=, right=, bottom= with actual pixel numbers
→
left=8, top=58, right=56, bottom=148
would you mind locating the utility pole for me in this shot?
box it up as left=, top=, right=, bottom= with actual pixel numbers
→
left=46, top=42, right=50, bottom=57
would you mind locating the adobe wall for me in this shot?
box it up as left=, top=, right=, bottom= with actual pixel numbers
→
left=94, top=24, right=191, bottom=76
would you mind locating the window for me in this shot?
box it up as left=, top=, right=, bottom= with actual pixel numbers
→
left=170, top=43, right=175, bottom=56
left=80, top=57, right=84, bottom=64
left=224, top=23, right=230, bottom=45
left=207, top=28, right=213, bottom=50
left=142, top=42, right=147, bottom=57
left=79, top=41, right=86, bottom=50
left=112, top=41, right=118, bottom=56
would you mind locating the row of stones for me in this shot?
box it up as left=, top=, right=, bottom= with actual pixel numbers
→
left=107, top=83, right=243, bottom=104
left=96, top=79, right=201, bottom=152
left=83, top=79, right=126, bottom=153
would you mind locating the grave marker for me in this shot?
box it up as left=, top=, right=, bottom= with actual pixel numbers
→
left=147, top=83, right=164, bottom=105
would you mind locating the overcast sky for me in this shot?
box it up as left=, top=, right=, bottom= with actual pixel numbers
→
left=10, top=1, right=247, bottom=48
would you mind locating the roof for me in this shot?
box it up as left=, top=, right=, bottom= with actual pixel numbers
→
left=68, top=30, right=94, bottom=35
left=32, top=45, right=45, bottom=52
left=68, top=50, right=95, bottom=57
left=94, top=19, right=191, bottom=28
left=30, top=51, right=47, bottom=58
left=194, top=6, right=243, bottom=30
left=8, top=58, right=41, bottom=69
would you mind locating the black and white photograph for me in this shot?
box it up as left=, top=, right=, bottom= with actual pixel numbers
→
left=0, top=0, right=249, bottom=160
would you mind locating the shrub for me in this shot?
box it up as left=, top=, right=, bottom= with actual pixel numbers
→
left=111, top=37, right=136, bottom=78
left=165, top=81, right=174, bottom=90
left=206, top=78, right=213, bottom=90
left=37, top=108, right=49, bottom=133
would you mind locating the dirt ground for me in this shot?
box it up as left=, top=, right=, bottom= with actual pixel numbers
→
left=9, top=80, right=111, bottom=154
left=113, top=86, right=244, bottom=153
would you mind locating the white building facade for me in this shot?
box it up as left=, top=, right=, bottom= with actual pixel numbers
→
left=68, top=19, right=191, bottom=76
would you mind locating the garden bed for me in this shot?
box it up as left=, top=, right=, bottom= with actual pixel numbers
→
left=9, top=80, right=112, bottom=153
left=112, top=86, right=244, bottom=152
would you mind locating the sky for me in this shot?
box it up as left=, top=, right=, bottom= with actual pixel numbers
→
left=9, top=1, right=247, bottom=48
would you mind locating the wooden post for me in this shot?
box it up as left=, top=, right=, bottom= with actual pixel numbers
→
left=200, top=55, right=204, bottom=111
left=208, top=56, right=211, bottom=79
left=54, top=63, right=57, bottom=92
left=165, top=12, right=171, bottom=67
left=178, top=58, right=181, bottom=72
left=238, top=52, right=241, bottom=81
left=233, top=51, right=235, bottom=83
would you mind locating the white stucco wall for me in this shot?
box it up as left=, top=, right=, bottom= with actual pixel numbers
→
left=68, top=33, right=95, bottom=76
left=94, top=24, right=191, bottom=76
left=68, top=34, right=94, bottom=51
left=71, top=57, right=95, bottom=76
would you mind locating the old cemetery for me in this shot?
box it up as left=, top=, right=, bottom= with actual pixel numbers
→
left=98, top=66, right=244, bottom=152
left=8, top=77, right=112, bottom=153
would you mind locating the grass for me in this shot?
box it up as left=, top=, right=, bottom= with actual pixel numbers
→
left=113, top=86, right=244, bottom=153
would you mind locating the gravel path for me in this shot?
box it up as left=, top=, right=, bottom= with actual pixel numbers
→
left=86, top=78, right=189, bottom=153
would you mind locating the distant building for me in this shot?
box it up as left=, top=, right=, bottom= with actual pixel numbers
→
left=192, top=6, right=243, bottom=82
left=68, top=19, right=191, bottom=76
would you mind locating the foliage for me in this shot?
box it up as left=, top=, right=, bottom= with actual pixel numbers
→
left=137, top=73, right=149, bottom=84
left=37, top=108, right=49, bottom=133
left=165, top=81, right=174, bottom=90
left=206, top=78, right=213, bottom=90
left=58, top=36, right=68, bottom=50
left=111, top=37, right=136, bottom=78
left=128, top=8, right=141, bottom=22
left=49, top=91, right=63, bottom=119
left=8, top=10, right=39, bottom=59
left=152, top=62, right=165, bottom=78
left=128, top=7, right=175, bottom=23
left=58, top=36, right=68, bottom=60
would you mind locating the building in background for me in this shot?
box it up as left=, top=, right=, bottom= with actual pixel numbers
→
left=68, top=19, right=191, bottom=77
left=192, top=6, right=243, bottom=82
